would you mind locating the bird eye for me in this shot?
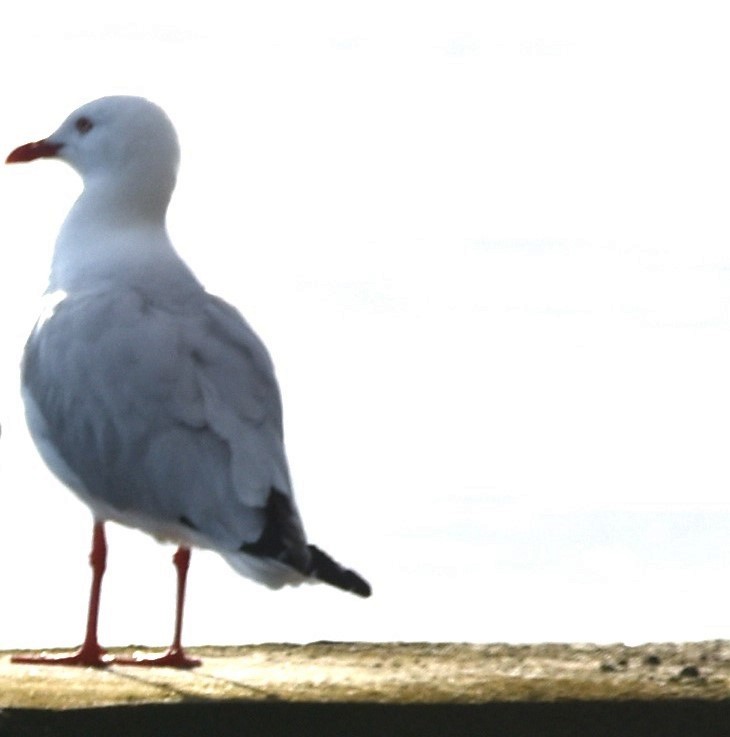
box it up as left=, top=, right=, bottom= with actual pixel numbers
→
left=75, top=117, right=93, bottom=134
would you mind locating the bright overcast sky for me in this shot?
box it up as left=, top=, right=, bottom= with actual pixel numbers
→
left=1, top=2, right=730, bottom=648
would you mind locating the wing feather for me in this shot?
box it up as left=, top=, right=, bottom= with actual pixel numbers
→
left=22, top=286, right=300, bottom=551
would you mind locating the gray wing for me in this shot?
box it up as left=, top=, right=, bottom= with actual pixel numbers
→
left=22, top=286, right=305, bottom=554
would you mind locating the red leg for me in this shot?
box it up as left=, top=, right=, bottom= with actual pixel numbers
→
left=13, top=521, right=112, bottom=667
left=115, top=546, right=201, bottom=668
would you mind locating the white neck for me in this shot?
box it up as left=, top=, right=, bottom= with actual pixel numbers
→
left=49, top=182, right=198, bottom=297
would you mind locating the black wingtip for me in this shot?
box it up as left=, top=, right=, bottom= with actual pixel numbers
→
left=307, top=545, right=372, bottom=598
left=238, top=489, right=372, bottom=597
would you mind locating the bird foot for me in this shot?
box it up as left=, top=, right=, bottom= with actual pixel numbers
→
left=12, top=642, right=111, bottom=668
left=113, top=646, right=201, bottom=669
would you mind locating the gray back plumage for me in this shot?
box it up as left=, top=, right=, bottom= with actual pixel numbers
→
left=23, top=283, right=300, bottom=552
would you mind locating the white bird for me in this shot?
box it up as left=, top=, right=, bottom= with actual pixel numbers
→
left=7, top=96, right=371, bottom=668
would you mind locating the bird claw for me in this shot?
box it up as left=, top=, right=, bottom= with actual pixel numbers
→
left=12, top=644, right=201, bottom=669
left=12, top=643, right=112, bottom=668
left=113, top=646, right=201, bottom=669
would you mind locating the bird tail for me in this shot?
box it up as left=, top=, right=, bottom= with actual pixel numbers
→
left=306, top=545, right=372, bottom=598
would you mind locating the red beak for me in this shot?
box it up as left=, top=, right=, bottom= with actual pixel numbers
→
left=6, top=139, right=63, bottom=164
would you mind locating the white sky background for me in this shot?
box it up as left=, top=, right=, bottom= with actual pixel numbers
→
left=1, top=1, right=730, bottom=648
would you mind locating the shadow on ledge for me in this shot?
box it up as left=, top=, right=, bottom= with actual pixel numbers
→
left=2, top=699, right=730, bottom=737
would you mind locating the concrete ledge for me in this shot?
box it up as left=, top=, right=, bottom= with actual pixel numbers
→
left=1, top=642, right=729, bottom=736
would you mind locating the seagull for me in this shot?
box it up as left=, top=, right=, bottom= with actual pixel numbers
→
left=7, top=96, right=371, bottom=669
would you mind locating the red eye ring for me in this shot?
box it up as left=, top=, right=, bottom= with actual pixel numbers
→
left=75, top=117, right=93, bottom=134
